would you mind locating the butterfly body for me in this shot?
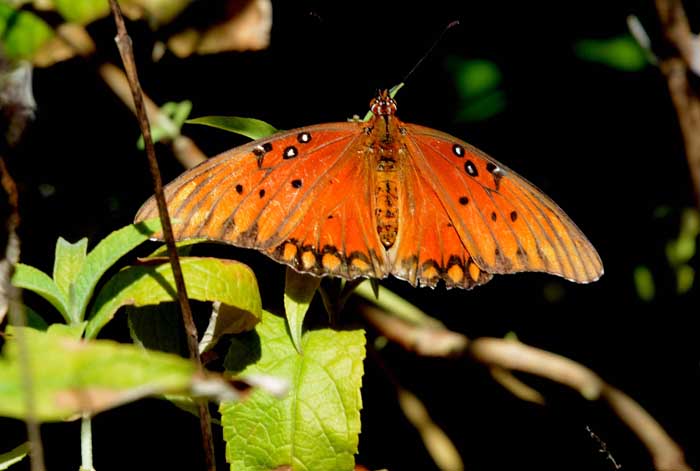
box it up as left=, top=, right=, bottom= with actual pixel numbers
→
left=136, top=91, right=603, bottom=289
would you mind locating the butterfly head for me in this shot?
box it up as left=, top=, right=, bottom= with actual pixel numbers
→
left=370, top=90, right=397, bottom=116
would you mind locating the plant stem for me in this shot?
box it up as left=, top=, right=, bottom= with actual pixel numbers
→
left=79, top=415, right=94, bottom=471
left=106, top=2, right=215, bottom=469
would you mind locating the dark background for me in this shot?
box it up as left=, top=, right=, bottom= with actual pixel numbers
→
left=3, top=0, right=699, bottom=470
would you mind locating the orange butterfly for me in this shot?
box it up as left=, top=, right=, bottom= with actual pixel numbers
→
left=136, top=91, right=603, bottom=289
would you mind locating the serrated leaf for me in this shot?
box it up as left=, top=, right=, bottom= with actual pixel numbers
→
left=71, top=219, right=162, bottom=324
left=0, top=327, right=196, bottom=421
left=0, top=4, right=54, bottom=61
left=574, top=35, right=648, bottom=71
left=222, top=311, right=365, bottom=471
left=53, top=0, right=110, bottom=24
left=53, top=237, right=88, bottom=299
left=12, top=264, right=69, bottom=322
left=86, top=256, right=261, bottom=339
left=186, top=116, right=278, bottom=140
left=0, top=442, right=28, bottom=470
left=284, top=268, right=320, bottom=354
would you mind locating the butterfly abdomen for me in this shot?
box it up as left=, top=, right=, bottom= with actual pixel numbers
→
left=373, top=147, right=401, bottom=248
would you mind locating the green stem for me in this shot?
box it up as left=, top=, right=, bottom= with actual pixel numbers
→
left=79, top=415, right=95, bottom=471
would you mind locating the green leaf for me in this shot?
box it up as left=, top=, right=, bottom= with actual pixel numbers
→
left=354, top=280, right=443, bottom=328
left=86, top=256, right=261, bottom=339
left=53, top=237, right=88, bottom=299
left=137, top=100, right=192, bottom=149
left=284, top=268, right=320, bottom=354
left=0, top=4, right=54, bottom=61
left=455, top=89, right=506, bottom=122
left=71, top=219, right=162, bottom=324
left=12, top=264, right=69, bottom=323
left=53, top=0, right=110, bottom=24
left=676, top=265, right=694, bottom=295
left=199, top=301, right=261, bottom=353
left=0, top=442, right=28, bottom=470
left=0, top=442, right=29, bottom=471
left=128, top=304, right=186, bottom=355
left=574, top=35, right=648, bottom=71
left=448, top=57, right=502, bottom=100
left=222, top=311, right=365, bottom=471
left=47, top=321, right=87, bottom=339
left=186, top=116, right=278, bottom=140
left=0, top=327, right=197, bottom=422
left=633, top=265, right=655, bottom=302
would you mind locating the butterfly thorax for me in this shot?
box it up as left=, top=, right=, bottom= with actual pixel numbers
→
left=366, top=94, right=404, bottom=249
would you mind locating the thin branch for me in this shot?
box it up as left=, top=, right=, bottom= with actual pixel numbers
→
left=654, top=0, right=700, bottom=207
left=0, top=156, right=45, bottom=471
left=106, top=2, right=215, bottom=470
left=358, top=302, right=693, bottom=471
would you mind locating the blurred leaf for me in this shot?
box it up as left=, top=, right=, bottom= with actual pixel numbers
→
left=0, top=4, right=54, bottom=61
left=187, top=115, right=278, bottom=140
left=0, top=442, right=28, bottom=470
left=167, top=0, right=271, bottom=57
left=574, top=35, right=648, bottom=71
left=284, top=268, right=320, bottom=354
left=666, top=236, right=696, bottom=266
left=47, top=321, right=87, bottom=339
left=137, top=100, right=192, bottom=149
left=33, top=23, right=95, bottom=67
left=680, top=208, right=700, bottom=238
left=449, top=58, right=502, bottom=99
left=633, top=265, right=655, bottom=301
left=222, top=310, right=365, bottom=471
left=354, top=280, right=443, bottom=328
left=87, top=256, right=261, bottom=339
left=446, top=56, right=505, bottom=122
left=455, top=90, right=506, bottom=122
left=676, top=265, right=694, bottom=295
left=53, top=0, right=109, bottom=24
left=0, top=327, right=196, bottom=421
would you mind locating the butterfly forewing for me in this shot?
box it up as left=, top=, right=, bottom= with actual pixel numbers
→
left=136, top=123, right=392, bottom=280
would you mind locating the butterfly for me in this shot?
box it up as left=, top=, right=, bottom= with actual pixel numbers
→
left=135, top=90, right=603, bottom=289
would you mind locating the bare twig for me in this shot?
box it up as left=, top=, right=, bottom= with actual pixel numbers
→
left=0, top=156, right=45, bottom=471
left=106, top=2, right=215, bottom=470
left=358, top=302, right=693, bottom=471
left=654, top=0, right=700, bottom=207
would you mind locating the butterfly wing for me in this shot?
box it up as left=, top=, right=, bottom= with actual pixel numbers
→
left=135, top=123, right=391, bottom=280
left=400, top=123, right=603, bottom=283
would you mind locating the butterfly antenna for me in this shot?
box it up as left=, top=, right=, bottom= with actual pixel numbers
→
left=401, top=20, right=460, bottom=84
